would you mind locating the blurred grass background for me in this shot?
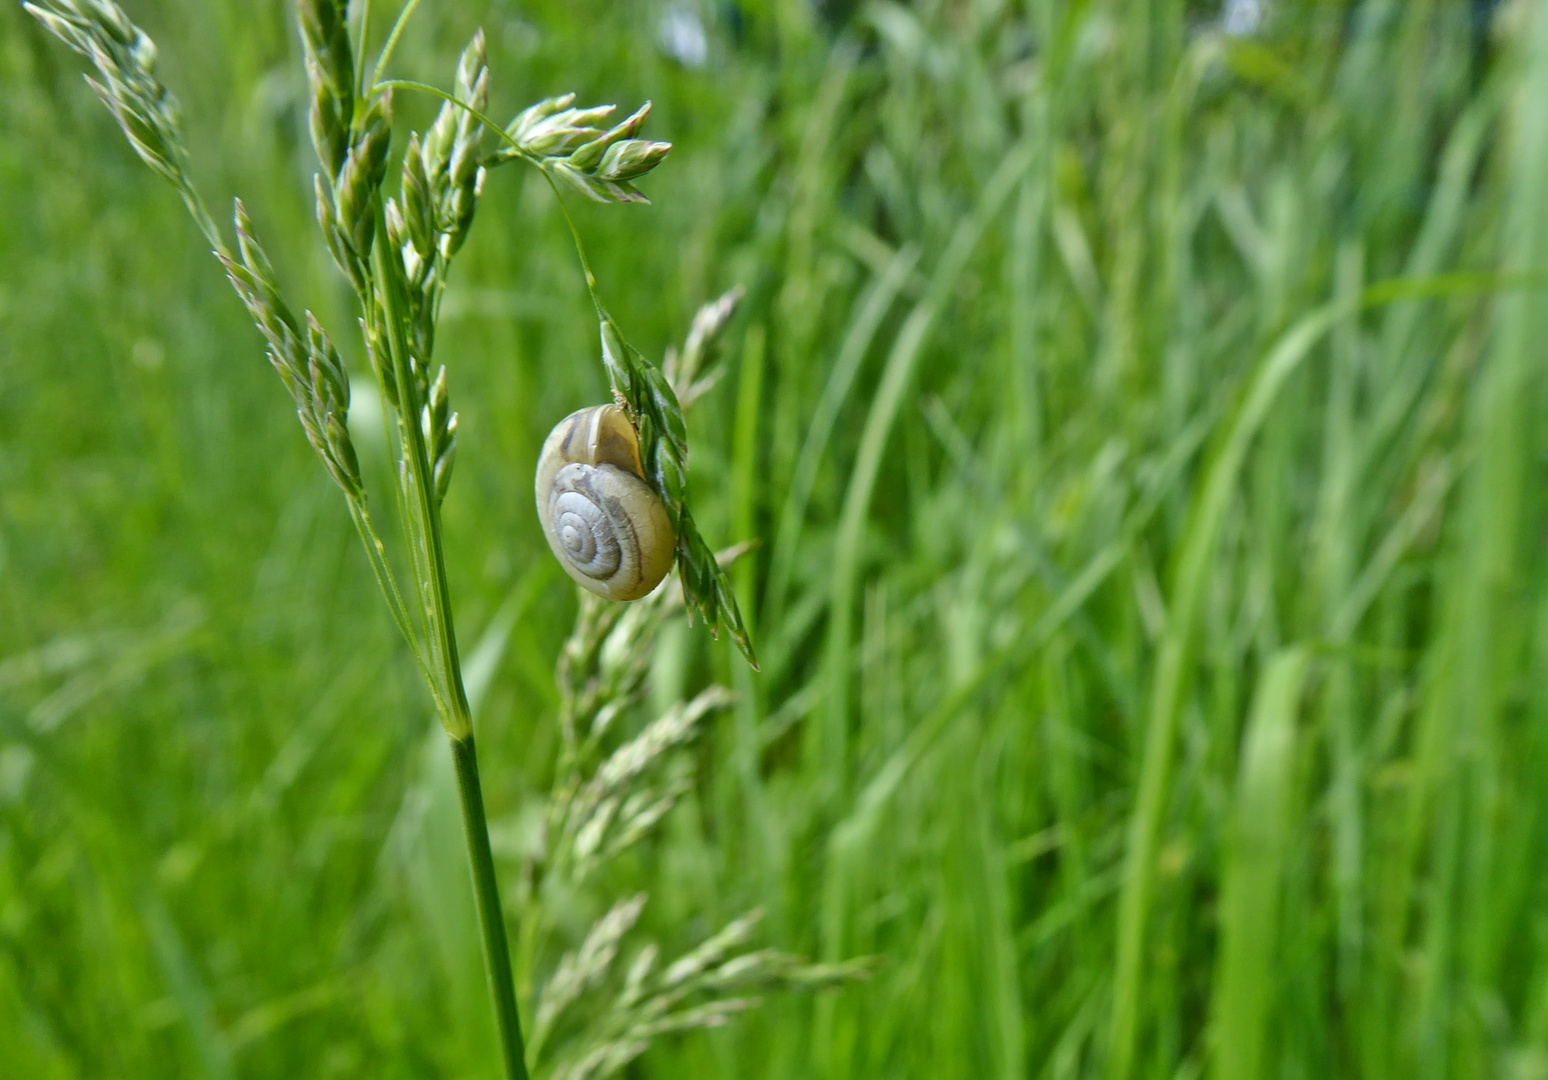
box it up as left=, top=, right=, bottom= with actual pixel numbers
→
left=3, top=0, right=1548, bottom=1076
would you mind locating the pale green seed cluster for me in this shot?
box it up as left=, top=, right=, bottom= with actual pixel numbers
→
left=534, top=895, right=865, bottom=1080
left=222, top=203, right=362, bottom=501
left=600, top=308, right=757, bottom=666
left=23, top=0, right=186, bottom=186
left=496, top=96, right=673, bottom=205
left=527, top=517, right=867, bottom=1077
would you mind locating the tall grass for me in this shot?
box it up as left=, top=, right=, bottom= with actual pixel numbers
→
left=2, top=1, right=1546, bottom=1078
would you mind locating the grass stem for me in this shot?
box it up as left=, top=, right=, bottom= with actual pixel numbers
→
left=451, top=734, right=531, bottom=1080
left=368, top=0, right=423, bottom=94
left=370, top=196, right=529, bottom=1077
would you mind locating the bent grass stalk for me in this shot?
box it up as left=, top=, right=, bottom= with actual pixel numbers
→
left=23, top=2, right=751, bottom=1077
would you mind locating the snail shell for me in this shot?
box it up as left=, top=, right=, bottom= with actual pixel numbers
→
left=535, top=404, right=676, bottom=601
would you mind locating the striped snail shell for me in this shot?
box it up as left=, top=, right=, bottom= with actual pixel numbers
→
left=535, top=404, right=676, bottom=601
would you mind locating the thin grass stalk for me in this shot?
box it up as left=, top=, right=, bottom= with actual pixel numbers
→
left=369, top=195, right=529, bottom=1079
left=450, top=735, right=528, bottom=1080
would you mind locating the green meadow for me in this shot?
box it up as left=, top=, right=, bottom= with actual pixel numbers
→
left=4, top=0, right=1548, bottom=1077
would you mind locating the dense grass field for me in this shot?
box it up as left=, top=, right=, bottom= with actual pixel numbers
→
left=4, top=0, right=1548, bottom=1076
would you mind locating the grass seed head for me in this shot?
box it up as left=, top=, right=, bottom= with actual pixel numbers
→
left=297, top=0, right=355, bottom=180
left=25, top=0, right=191, bottom=187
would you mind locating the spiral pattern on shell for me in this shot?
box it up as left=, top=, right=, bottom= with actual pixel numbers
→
left=535, top=405, right=676, bottom=602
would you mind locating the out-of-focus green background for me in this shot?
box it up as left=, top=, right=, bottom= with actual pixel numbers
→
left=4, top=0, right=1548, bottom=1077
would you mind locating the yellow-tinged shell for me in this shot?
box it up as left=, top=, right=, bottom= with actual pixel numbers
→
left=535, top=405, right=676, bottom=601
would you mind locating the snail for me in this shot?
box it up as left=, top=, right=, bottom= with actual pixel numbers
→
left=535, top=404, right=677, bottom=601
